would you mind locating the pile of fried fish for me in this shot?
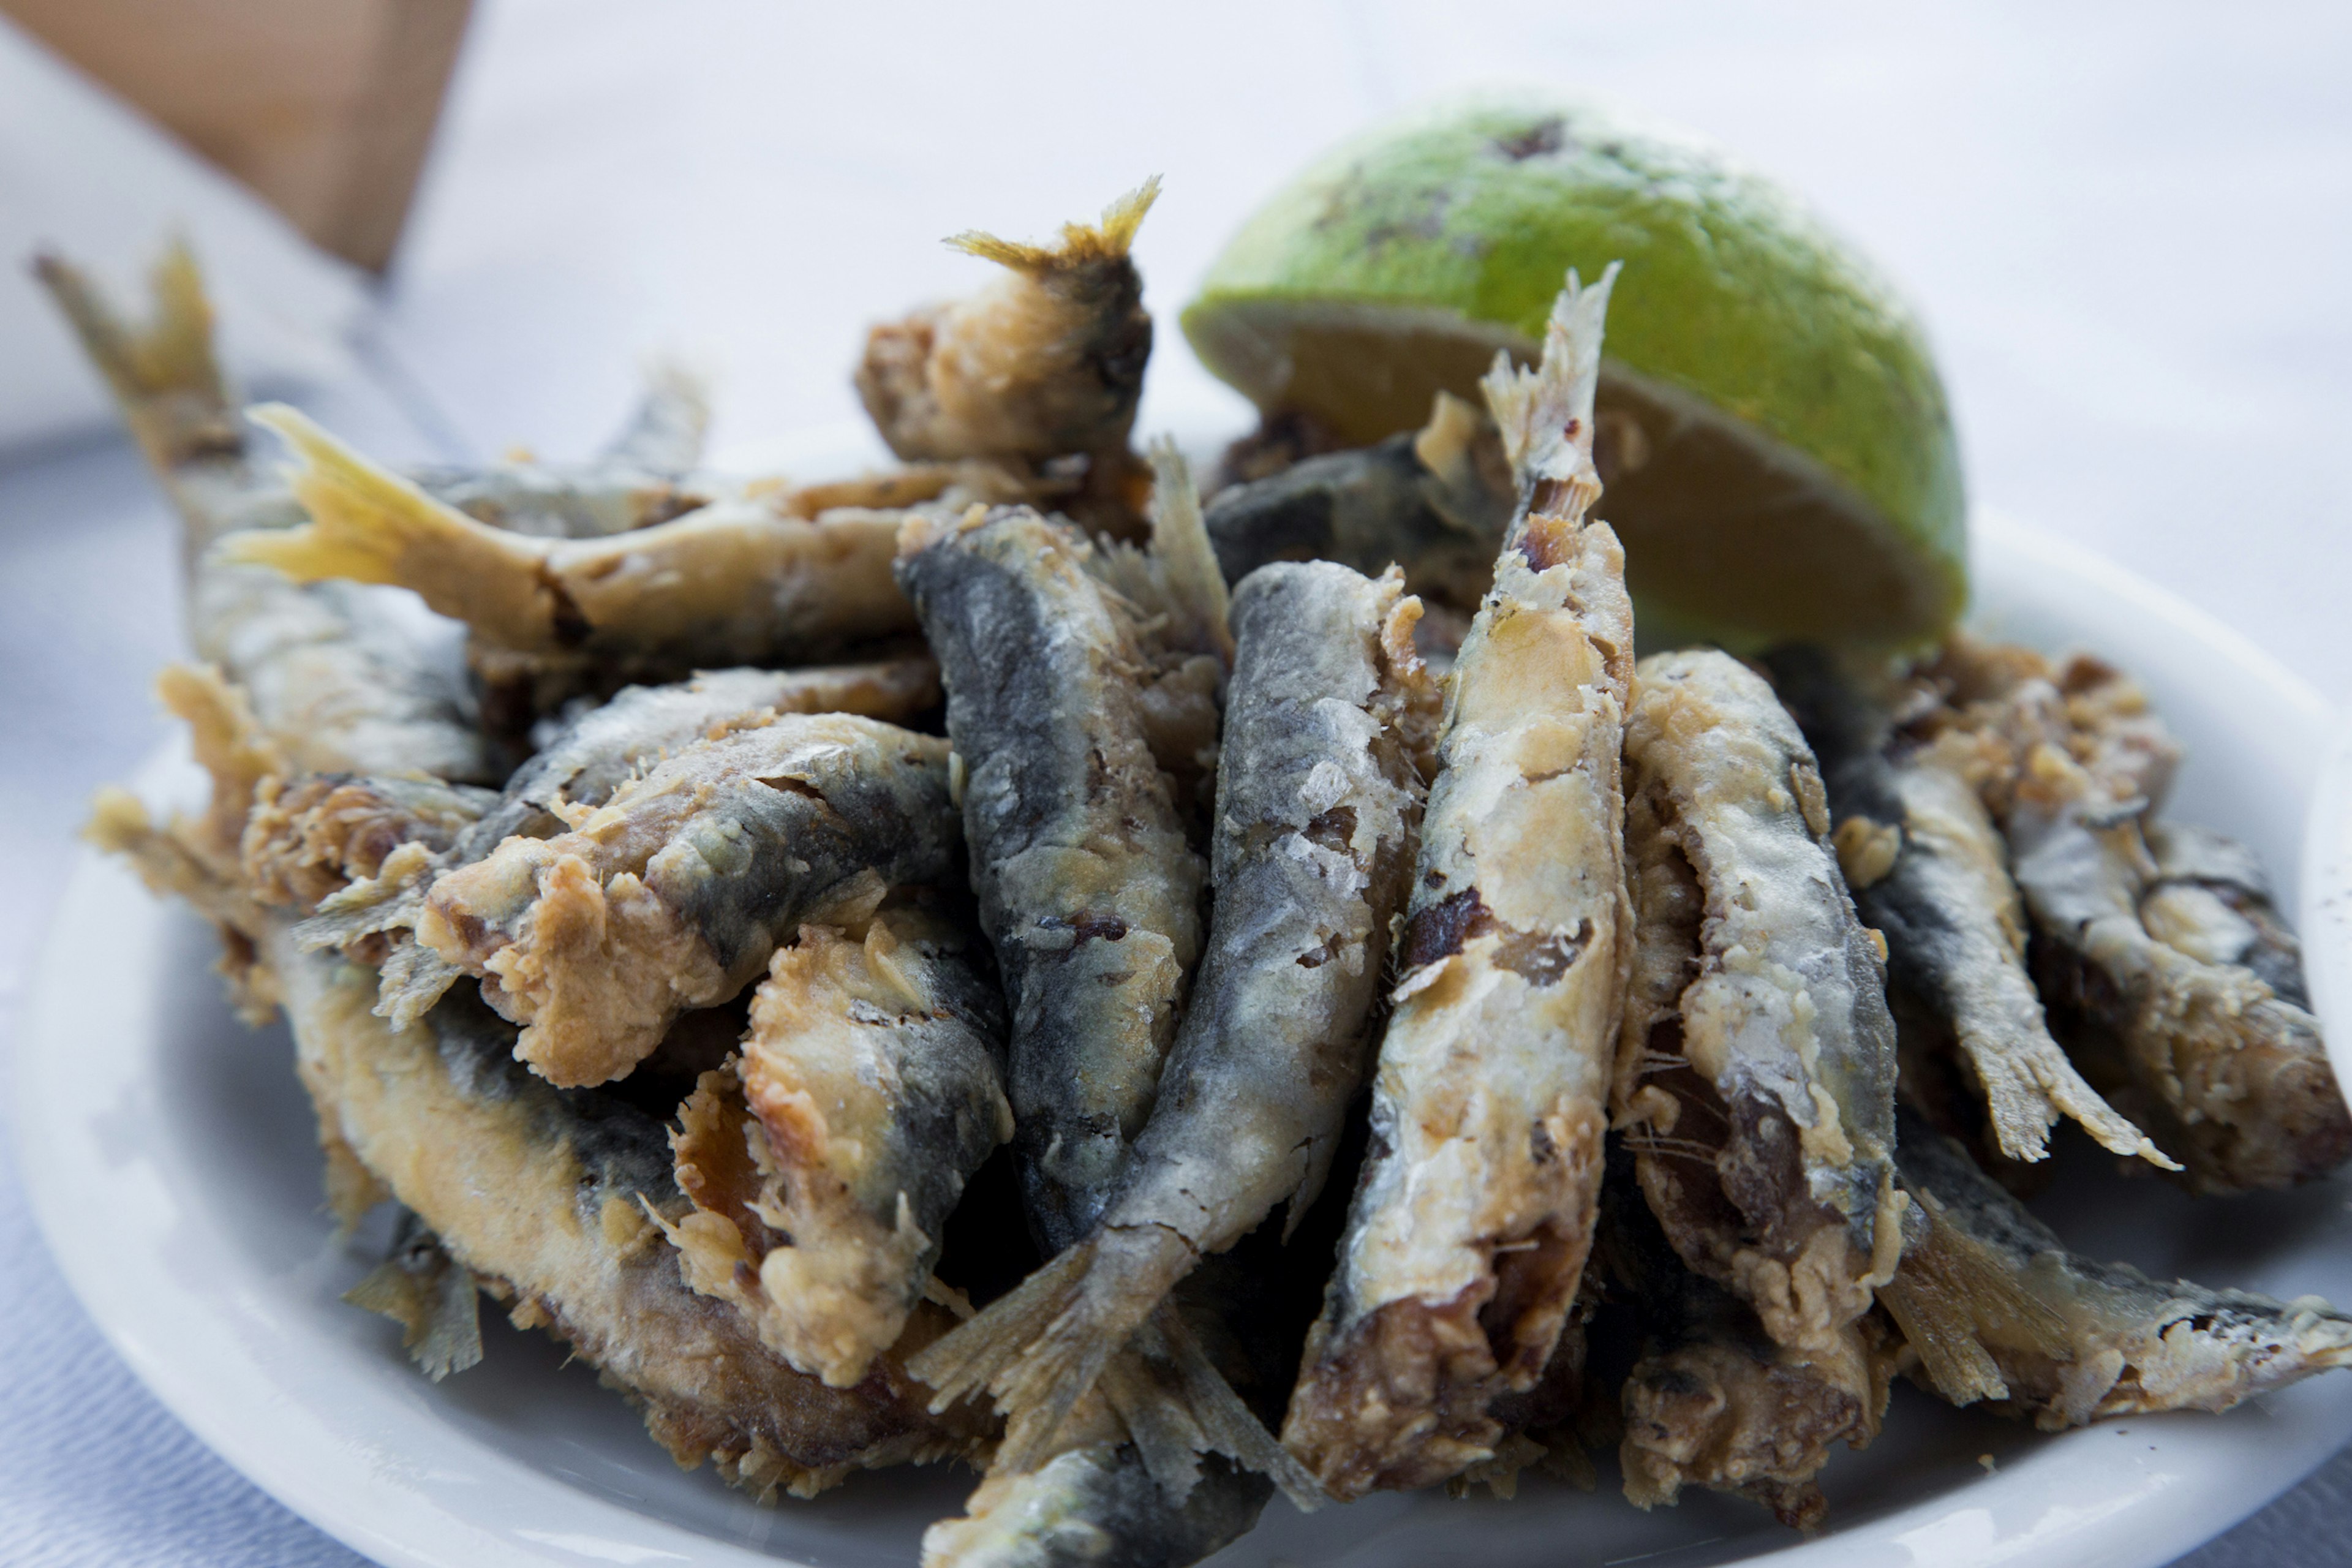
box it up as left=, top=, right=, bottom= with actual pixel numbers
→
left=43, top=181, right=2352, bottom=1566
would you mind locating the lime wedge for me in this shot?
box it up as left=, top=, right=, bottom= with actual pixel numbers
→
left=1182, top=94, right=1967, bottom=652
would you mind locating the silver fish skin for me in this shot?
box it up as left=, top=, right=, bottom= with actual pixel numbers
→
left=1883, top=1107, right=2352, bottom=1428
left=1283, top=268, right=1634, bottom=1499
left=1613, top=649, right=1905, bottom=1356
left=894, top=505, right=1207, bottom=1253
left=1764, top=646, right=2166, bottom=1169
left=1931, top=639, right=2351, bottom=1193
left=309, top=659, right=942, bottom=1030
left=34, top=246, right=494, bottom=784
left=1203, top=392, right=1513, bottom=612
left=662, top=899, right=1012, bottom=1388
left=416, top=714, right=959, bottom=1087
left=1597, top=1145, right=1892, bottom=1532
left=2142, top=821, right=2312, bottom=1009
left=908, top=559, right=1435, bottom=1472
left=922, top=1446, right=1270, bottom=1568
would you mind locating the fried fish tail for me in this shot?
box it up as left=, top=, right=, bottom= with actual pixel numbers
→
left=1887, top=1108, right=2352, bottom=1427
left=1764, top=645, right=2169, bottom=1169
left=600, top=358, right=711, bottom=473
left=1940, top=642, right=2352, bottom=1190
left=227, top=405, right=566, bottom=639
left=1283, top=267, right=1634, bottom=1498
left=861, top=180, right=1158, bottom=470
left=661, top=902, right=1011, bottom=1388
left=33, top=243, right=237, bottom=488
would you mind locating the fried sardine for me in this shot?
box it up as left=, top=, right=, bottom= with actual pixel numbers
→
left=1283, top=268, right=1635, bottom=1498
left=1612, top=649, right=1907, bottom=1357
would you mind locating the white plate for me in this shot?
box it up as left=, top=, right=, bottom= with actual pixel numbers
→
left=16, top=510, right=2352, bottom=1568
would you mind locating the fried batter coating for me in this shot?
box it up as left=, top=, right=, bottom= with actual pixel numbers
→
left=1765, top=646, right=2169, bottom=1171
left=859, top=181, right=1157, bottom=469
left=1283, top=268, right=1635, bottom=1499
left=315, top=660, right=941, bottom=1025
left=417, top=714, right=959, bottom=1087
left=241, top=772, right=493, bottom=918
left=285, top=934, right=991, bottom=1494
left=1929, top=638, right=2350, bottom=1191
left=222, top=405, right=925, bottom=668
left=911, top=560, right=1434, bottom=1485
left=1612, top=650, right=1906, bottom=1359
left=1597, top=1148, right=1893, bottom=1531
left=36, top=247, right=494, bottom=783
left=1203, top=391, right=1513, bottom=611
left=894, top=505, right=1208, bottom=1252
left=1883, top=1108, right=2352, bottom=1427
left=660, top=899, right=1011, bottom=1387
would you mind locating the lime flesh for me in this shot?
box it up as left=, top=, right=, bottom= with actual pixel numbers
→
left=1182, top=96, right=1968, bottom=652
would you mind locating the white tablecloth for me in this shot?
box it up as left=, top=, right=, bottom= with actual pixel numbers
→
left=5, top=1, right=2350, bottom=1562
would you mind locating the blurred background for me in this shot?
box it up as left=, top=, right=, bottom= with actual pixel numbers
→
left=1, top=3, right=2348, bottom=1564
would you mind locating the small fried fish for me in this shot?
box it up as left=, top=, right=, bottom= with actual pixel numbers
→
left=1765, top=646, right=2169, bottom=1170
left=314, top=659, right=941, bottom=1027
left=1931, top=639, right=2350, bottom=1191
left=859, top=182, right=1157, bottom=472
left=1282, top=267, right=1635, bottom=1498
left=221, top=405, right=926, bottom=669
left=1204, top=391, right=1513, bottom=611
left=417, top=714, right=959, bottom=1086
left=1883, top=1107, right=2352, bottom=1428
left=35, top=246, right=494, bottom=783
left=1597, top=1145, right=1893, bottom=1531
left=894, top=503, right=1210, bottom=1252
left=660, top=897, right=1012, bottom=1387
left=910, top=559, right=1434, bottom=1482
left=1611, top=649, right=1906, bottom=1356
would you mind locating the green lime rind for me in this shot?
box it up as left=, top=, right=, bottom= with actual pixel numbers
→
left=1182, top=92, right=1967, bottom=625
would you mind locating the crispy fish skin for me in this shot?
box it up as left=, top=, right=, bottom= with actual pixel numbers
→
left=314, top=659, right=942, bottom=1028
left=1282, top=268, right=1635, bottom=1499
left=1932, top=640, right=2351, bottom=1191
left=910, top=559, right=1436, bottom=1474
left=858, top=182, right=1157, bottom=469
left=222, top=405, right=918, bottom=667
left=894, top=506, right=1207, bottom=1252
left=2142, top=822, right=2312, bottom=1009
left=1766, top=647, right=2166, bottom=1169
left=279, top=930, right=991, bottom=1494
left=1883, top=1108, right=2352, bottom=1428
left=1203, top=391, right=1513, bottom=611
left=34, top=247, right=494, bottom=784
left=922, top=1444, right=1270, bottom=1568
left=418, top=714, right=959, bottom=1087
left=1613, top=649, right=1907, bottom=1358
left=662, top=900, right=1012, bottom=1387
left=242, top=771, right=494, bottom=930
left=1598, top=1148, right=1893, bottom=1531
